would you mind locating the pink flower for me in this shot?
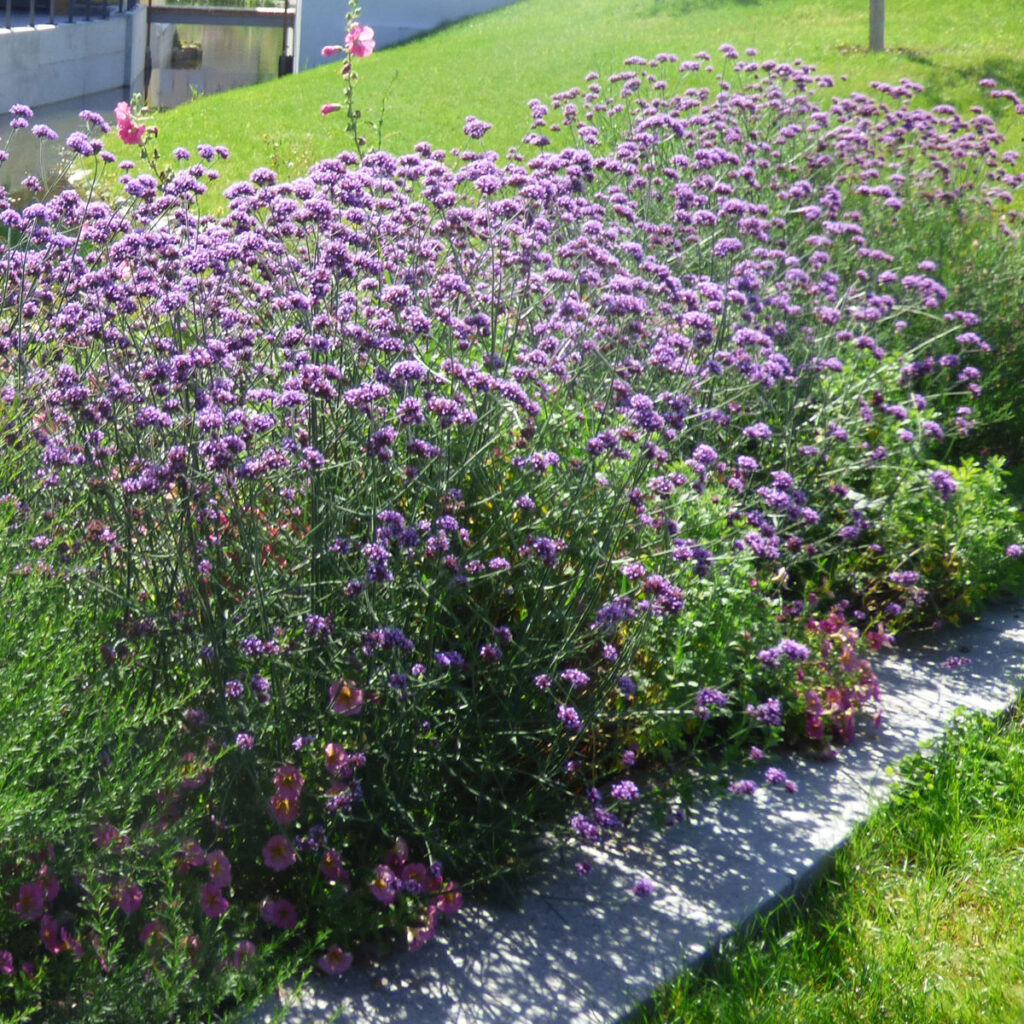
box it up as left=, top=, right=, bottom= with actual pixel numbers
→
left=113, top=879, right=144, bottom=915
left=262, top=835, right=296, bottom=872
left=39, top=915, right=81, bottom=957
left=321, top=104, right=342, bottom=115
left=180, top=838, right=205, bottom=868
left=400, top=862, right=429, bottom=894
left=316, top=944, right=353, bottom=975
left=324, top=741, right=347, bottom=775
left=229, top=939, right=257, bottom=966
left=199, top=882, right=229, bottom=919
left=435, top=883, right=463, bottom=915
left=38, top=866, right=59, bottom=904
left=206, top=849, right=232, bottom=888
left=93, top=822, right=122, bottom=849
left=407, top=904, right=437, bottom=952
left=14, top=881, right=45, bottom=921
left=320, top=848, right=351, bottom=886
left=64, top=931, right=84, bottom=959
left=321, top=44, right=344, bottom=57
left=345, top=23, right=375, bottom=58
left=268, top=792, right=299, bottom=824
left=329, top=680, right=363, bottom=715
left=0, top=951, right=12, bottom=975
left=139, top=920, right=168, bottom=947
left=369, top=864, right=399, bottom=905
left=39, top=915, right=62, bottom=955
left=260, top=897, right=298, bottom=930
left=114, top=101, right=146, bottom=146
left=273, top=764, right=304, bottom=800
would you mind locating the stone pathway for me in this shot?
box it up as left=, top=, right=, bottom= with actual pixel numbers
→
left=251, top=595, right=1024, bottom=1024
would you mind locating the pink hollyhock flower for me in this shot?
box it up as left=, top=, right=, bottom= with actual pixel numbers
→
left=320, top=848, right=351, bottom=886
left=114, top=102, right=146, bottom=146
left=345, top=23, right=375, bottom=58
left=321, top=104, right=342, bottom=115
left=262, top=835, right=296, bottom=872
left=113, top=879, right=144, bottom=915
left=0, top=951, right=12, bottom=975
left=321, top=44, right=344, bottom=57
left=329, top=680, right=363, bottom=715
left=260, top=897, right=298, bottom=930
left=199, top=882, right=229, bottom=919
left=273, top=764, right=304, bottom=800
left=316, top=944, right=353, bottom=975
left=14, top=881, right=45, bottom=921
left=207, top=849, right=232, bottom=888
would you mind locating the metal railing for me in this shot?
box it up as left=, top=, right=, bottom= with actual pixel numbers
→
left=3, top=0, right=138, bottom=30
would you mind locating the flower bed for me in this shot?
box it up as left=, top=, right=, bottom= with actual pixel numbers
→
left=0, top=50, right=1023, bottom=1020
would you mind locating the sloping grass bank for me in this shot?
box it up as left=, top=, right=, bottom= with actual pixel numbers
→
left=145, top=0, right=1024, bottom=201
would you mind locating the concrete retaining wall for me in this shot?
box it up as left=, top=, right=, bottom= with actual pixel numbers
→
left=0, top=7, right=146, bottom=113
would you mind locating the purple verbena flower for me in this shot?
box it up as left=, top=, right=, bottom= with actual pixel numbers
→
left=929, top=469, right=958, bottom=501
left=632, top=877, right=655, bottom=897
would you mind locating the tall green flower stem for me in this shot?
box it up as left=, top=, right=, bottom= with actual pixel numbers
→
left=320, top=0, right=377, bottom=157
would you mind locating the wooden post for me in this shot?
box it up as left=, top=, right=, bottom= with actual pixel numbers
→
left=869, top=0, right=885, bottom=52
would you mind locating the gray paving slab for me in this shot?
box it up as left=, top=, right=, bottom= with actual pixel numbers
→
left=251, top=595, right=1024, bottom=1024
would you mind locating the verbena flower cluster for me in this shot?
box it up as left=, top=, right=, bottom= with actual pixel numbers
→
left=0, top=51, right=1022, bottom=1016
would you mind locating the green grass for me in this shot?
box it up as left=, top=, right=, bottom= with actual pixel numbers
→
left=630, top=698, right=1024, bottom=1024
left=143, top=0, right=1024, bottom=209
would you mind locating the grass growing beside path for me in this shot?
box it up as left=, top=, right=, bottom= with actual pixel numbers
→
left=146, top=0, right=1024, bottom=207
left=631, top=697, right=1024, bottom=1024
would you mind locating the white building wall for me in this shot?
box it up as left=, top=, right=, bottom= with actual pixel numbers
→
left=294, top=0, right=519, bottom=72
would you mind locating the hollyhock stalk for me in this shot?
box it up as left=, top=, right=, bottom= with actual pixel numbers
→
left=320, top=0, right=376, bottom=157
